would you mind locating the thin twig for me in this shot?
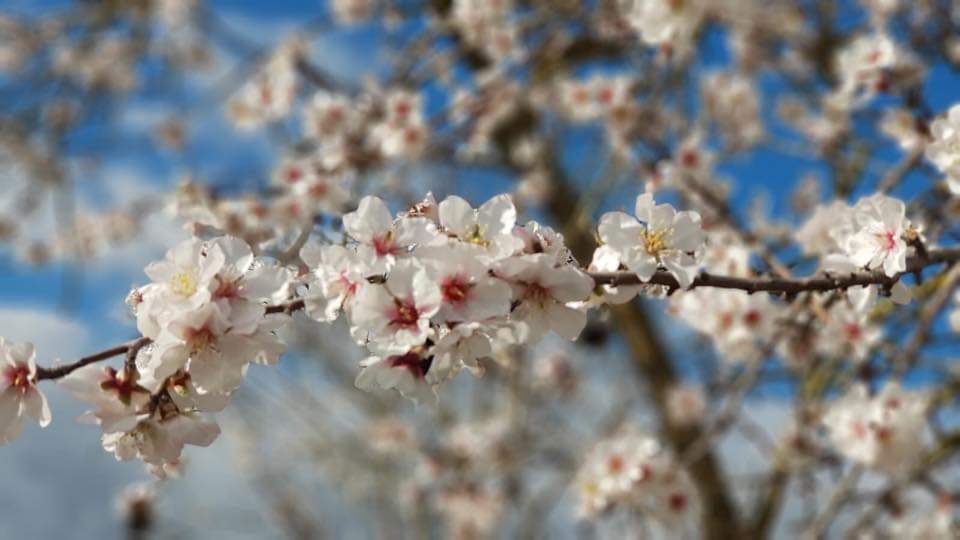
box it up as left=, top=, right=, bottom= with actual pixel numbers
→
left=591, top=246, right=960, bottom=294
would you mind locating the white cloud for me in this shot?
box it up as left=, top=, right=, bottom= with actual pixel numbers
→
left=0, top=306, right=91, bottom=359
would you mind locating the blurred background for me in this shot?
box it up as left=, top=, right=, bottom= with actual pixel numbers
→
left=1, top=0, right=959, bottom=538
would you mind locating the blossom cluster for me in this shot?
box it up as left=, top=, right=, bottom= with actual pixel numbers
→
left=798, top=192, right=914, bottom=283
left=300, top=193, right=594, bottom=403
left=926, top=103, right=960, bottom=193
left=574, top=431, right=699, bottom=528
left=822, top=382, right=929, bottom=474
left=59, top=236, right=291, bottom=468
left=359, top=413, right=513, bottom=537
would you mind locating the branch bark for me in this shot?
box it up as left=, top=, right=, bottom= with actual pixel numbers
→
left=591, top=246, right=960, bottom=295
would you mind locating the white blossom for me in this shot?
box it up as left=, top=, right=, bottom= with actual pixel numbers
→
left=0, top=339, right=50, bottom=444
left=926, top=104, right=960, bottom=186
left=844, top=194, right=909, bottom=277
left=351, top=260, right=441, bottom=355
left=598, top=193, right=704, bottom=288
left=822, top=382, right=929, bottom=474
left=494, top=254, right=593, bottom=342
left=437, top=194, right=523, bottom=261
left=300, top=242, right=368, bottom=322
left=342, top=196, right=439, bottom=273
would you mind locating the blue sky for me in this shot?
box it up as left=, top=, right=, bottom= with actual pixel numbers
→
left=1, top=1, right=959, bottom=537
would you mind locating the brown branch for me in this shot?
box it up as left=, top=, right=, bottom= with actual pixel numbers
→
left=35, top=336, right=152, bottom=381
left=590, top=246, right=960, bottom=295
left=265, top=298, right=306, bottom=315
left=30, top=247, right=960, bottom=384
left=35, top=300, right=306, bottom=382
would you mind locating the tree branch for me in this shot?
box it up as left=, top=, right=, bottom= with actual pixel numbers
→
left=591, top=246, right=960, bottom=295
left=35, top=300, right=306, bottom=382
left=31, top=246, right=960, bottom=385
left=35, top=336, right=152, bottom=381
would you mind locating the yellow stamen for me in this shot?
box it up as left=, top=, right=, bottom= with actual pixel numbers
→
left=464, top=224, right=490, bottom=247
left=640, top=227, right=673, bottom=260
left=170, top=271, right=198, bottom=297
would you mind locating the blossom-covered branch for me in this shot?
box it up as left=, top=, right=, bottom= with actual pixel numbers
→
left=592, top=246, right=960, bottom=294
left=3, top=0, right=960, bottom=537
left=32, top=242, right=960, bottom=386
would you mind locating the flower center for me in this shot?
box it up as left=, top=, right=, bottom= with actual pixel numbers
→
left=339, top=273, right=358, bottom=297
left=391, top=300, right=420, bottom=329
left=880, top=230, right=897, bottom=251
left=464, top=224, right=490, bottom=247
left=372, top=232, right=397, bottom=257
left=640, top=227, right=672, bottom=259
left=442, top=275, right=471, bottom=305
left=524, top=282, right=551, bottom=306
left=874, top=425, right=893, bottom=443
left=3, top=365, right=32, bottom=394
left=170, top=271, right=199, bottom=297
left=99, top=367, right=148, bottom=406
left=186, top=326, right=217, bottom=353
left=387, top=352, right=432, bottom=379
left=844, top=323, right=863, bottom=341
left=668, top=493, right=688, bottom=512
left=284, top=166, right=303, bottom=184
left=212, top=276, right=241, bottom=300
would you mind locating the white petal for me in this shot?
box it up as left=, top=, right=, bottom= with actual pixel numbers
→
left=242, top=265, right=291, bottom=300
left=598, top=212, right=642, bottom=252
left=477, top=194, right=517, bottom=236
left=634, top=193, right=656, bottom=222
left=890, top=282, right=912, bottom=305
left=23, top=389, right=51, bottom=427
left=547, top=303, right=587, bottom=340
left=343, top=196, right=393, bottom=242
left=438, top=195, right=475, bottom=234
left=542, top=266, right=594, bottom=302
left=0, top=389, right=24, bottom=444
left=622, top=252, right=658, bottom=281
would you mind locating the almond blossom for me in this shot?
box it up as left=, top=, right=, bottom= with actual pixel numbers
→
left=844, top=194, right=910, bottom=277
left=342, top=195, right=439, bottom=273
left=822, top=382, right=929, bottom=475
left=624, top=0, right=703, bottom=52
left=926, top=104, right=960, bottom=189
left=671, top=287, right=779, bottom=363
left=355, top=351, right=435, bottom=405
left=351, top=260, right=442, bottom=355
left=818, top=287, right=882, bottom=363
left=574, top=431, right=699, bottom=528
left=417, top=245, right=512, bottom=323
left=598, top=193, right=704, bottom=288
left=137, top=237, right=225, bottom=336
left=494, top=254, right=593, bottom=342
left=101, top=409, right=220, bottom=466
left=60, top=364, right=150, bottom=434
left=437, top=194, right=523, bottom=261
left=330, top=0, right=375, bottom=25
left=133, top=236, right=289, bottom=395
left=8, top=3, right=960, bottom=537
left=0, top=339, right=50, bottom=444
left=795, top=200, right=855, bottom=257
left=226, top=40, right=299, bottom=130
left=300, top=242, right=369, bottom=322
left=148, top=303, right=278, bottom=394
